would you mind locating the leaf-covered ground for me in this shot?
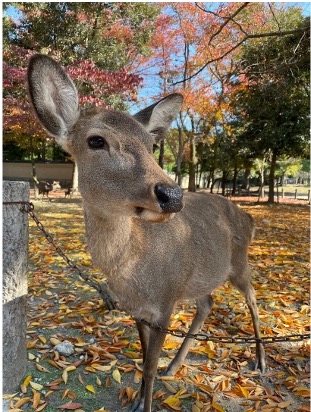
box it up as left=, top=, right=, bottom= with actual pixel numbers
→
left=5, top=195, right=310, bottom=412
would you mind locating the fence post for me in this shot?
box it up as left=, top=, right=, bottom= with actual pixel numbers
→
left=3, top=181, right=29, bottom=394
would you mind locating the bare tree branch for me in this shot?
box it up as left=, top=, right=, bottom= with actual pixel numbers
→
left=209, top=3, right=250, bottom=45
left=268, top=2, right=281, bottom=31
left=195, top=2, right=250, bottom=40
left=173, top=27, right=309, bottom=85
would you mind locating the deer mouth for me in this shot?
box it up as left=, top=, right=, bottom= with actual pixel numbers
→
left=135, top=207, right=175, bottom=223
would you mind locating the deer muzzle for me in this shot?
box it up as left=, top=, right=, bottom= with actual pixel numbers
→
left=154, top=184, right=184, bottom=213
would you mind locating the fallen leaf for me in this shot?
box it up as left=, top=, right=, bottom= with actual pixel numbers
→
left=112, top=368, right=122, bottom=384
left=57, top=402, right=83, bottom=410
left=36, top=364, right=50, bottom=373
left=32, top=391, right=41, bottom=408
left=29, top=381, right=43, bottom=391
left=86, top=385, right=95, bottom=393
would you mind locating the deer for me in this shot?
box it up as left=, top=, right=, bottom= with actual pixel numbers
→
left=27, top=54, right=265, bottom=412
left=36, top=180, right=61, bottom=200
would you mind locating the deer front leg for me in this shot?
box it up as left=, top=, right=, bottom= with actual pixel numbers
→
left=164, top=294, right=213, bottom=376
left=131, top=319, right=169, bottom=412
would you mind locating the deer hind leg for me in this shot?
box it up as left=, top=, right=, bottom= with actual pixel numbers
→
left=230, top=269, right=266, bottom=373
left=164, top=294, right=213, bottom=376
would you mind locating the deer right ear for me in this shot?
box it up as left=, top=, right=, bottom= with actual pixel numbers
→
left=134, top=93, right=183, bottom=142
left=27, top=54, right=80, bottom=148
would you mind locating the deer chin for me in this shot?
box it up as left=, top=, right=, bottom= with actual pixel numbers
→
left=136, top=207, right=175, bottom=223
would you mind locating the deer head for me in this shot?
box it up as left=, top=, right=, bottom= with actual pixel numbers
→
left=27, top=54, right=184, bottom=223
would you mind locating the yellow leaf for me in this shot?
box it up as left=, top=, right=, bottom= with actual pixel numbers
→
left=211, top=399, right=224, bottom=412
left=85, top=366, right=96, bottom=373
left=65, top=366, right=76, bottom=372
left=50, top=338, right=61, bottom=346
left=92, top=364, right=112, bottom=372
left=163, top=396, right=182, bottom=411
left=112, top=369, right=121, bottom=384
left=28, top=353, right=36, bottom=360
left=23, top=375, right=32, bottom=387
left=293, top=386, right=311, bottom=397
left=96, top=376, right=102, bottom=387
left=29, top=381, right=43, bottom=391
left=86, top=385, right=95, bottom=393
left=38, top=336, right=47, bottom=344
left=62, top=370, right=68, bottom=384
left=240, top=385, right=250, bottom=398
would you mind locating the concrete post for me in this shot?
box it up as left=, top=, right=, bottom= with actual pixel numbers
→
left=3, top=181, right=29, bottom=393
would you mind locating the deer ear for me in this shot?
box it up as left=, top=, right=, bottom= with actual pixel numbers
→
left=134, top=93, right=183, bottom=142
left=27, top=54, right=80, bottom=148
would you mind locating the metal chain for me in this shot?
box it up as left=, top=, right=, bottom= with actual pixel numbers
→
left=3, top=201, right=117, bottom=310
left=3, top=201, right=310, bottom=344
left=136, top=318, right=310, bottom=344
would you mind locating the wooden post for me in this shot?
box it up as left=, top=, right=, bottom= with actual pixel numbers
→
left=3, top=181, right=29, bottom=393
left=295, top=189, right=298, bottom=199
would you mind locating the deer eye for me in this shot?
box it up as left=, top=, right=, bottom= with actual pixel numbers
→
left=87, top=135, right=108, bottom=150
left=153, top=144, right=159, bottom=153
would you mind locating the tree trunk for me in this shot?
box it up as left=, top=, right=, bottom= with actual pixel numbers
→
left=221, top=170, right=228, bottom=196
left=32, top=162, right=39, bottom=199
left=188, top=136, right=196, bottom=192
left=41, top=139, right=46, bottom=162
left=71, top=162, right=79, bottom=196
left=158, top=140, right=165, bottom=169
left=268, top=150, right=277, bottom=204
left=176, top=127, right=183, bottom=186
left=209, top=169, right=215, bottom=193
left=232, top=162, right=238, bottom=195
left=242, top=167, right=251, bottom=190
left=257, top=167, right=265, bottom=201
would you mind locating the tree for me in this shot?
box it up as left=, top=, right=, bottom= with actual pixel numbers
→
left=232, top=11, right=310, bottom=203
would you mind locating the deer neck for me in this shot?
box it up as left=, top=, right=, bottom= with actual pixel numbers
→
left=83, top=207, right=143, bottom=278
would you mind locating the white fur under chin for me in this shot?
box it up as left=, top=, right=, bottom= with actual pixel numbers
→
left=139, top=209, right=175, bottom=223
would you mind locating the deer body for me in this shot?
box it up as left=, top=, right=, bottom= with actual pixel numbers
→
left=85, top=193, right=251, bottom=321
left=38, top=180, right=61, bottom=199
left=28, top=55, right=265, bottom=412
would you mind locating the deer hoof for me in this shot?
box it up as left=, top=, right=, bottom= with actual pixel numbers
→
left=255, top=343, right=266, bottom=373
left=130, top=398, right=145, bottom=412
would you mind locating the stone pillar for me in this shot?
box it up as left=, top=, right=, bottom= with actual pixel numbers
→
left=3, top=181, right=29, bottom=393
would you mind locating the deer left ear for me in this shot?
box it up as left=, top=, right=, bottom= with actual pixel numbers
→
left=134, top=93, right=183, bottom=142
left=27, top=54, right=80, bottom=148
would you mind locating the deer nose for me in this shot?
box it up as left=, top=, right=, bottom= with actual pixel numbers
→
left=154, top=184, right=184, bottom=213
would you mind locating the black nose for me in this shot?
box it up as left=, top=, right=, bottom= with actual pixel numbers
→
left=154, top=184, right=184, bottom=213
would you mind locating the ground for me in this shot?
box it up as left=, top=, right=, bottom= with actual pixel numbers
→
left=4, top=190, right=310, bottom=412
